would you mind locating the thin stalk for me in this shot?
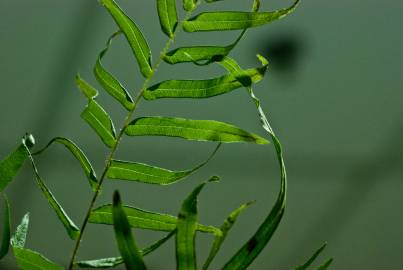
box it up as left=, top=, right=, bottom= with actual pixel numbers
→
left=67, top=9, right=196, bottom=270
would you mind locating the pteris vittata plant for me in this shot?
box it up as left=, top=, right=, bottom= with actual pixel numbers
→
left=0, top=0, right=333, bottom=269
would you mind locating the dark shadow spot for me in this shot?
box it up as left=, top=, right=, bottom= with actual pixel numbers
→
left=247, top=237, right=258, bottom=253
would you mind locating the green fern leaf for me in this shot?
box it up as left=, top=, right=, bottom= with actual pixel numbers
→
left=100, top=0, right=153, bottom=78
left=183, top=0, right=299, bottom=32
left=81, top=99, right=117, bottom=148
left=157, top=0, right=178, bottom=38
left=112, top=191, right=147, bottom=270
left=94, top=31, right=135, bottom=111
left=125, top=117, right=268, bottom=144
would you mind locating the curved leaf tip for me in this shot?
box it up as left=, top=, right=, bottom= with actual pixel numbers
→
left=22, top=133, right=35, bottom=148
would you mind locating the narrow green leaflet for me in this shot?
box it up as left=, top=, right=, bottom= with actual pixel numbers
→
left=203, top=201, right=254, bottom=269
left=33, top=137, right=98, bottom=191
left=112, top=191, right=147, bottom=270
left=176, top=176, right=218, bottom=270
left=316, top=258, right=333, bottom=270
left=157, top=0, right=178, bottom=38
left=11, top=213, right=63, bottom=270
left=23, top=142, right=80, bottom=240
left=94, top=31, right=135, bottom=111
left=100, top=0, right=153, bottom=78
left=125, top=117, right=268, bottom=144
left=0, top=134, right=34, bottom=192
left=143, top=65, right=265, bottom=100
left=183, top=0, right=197, bottom=12
left=81, top=99, right=117, bottom=148
left=163, top=45, right=232, bottom=65
left=76, top=74, right=98, bottom=99
left=294, top=243, right=327, bottom=270
left=164, top=0, right=261, bottom=65
left=76, top=230, right=175, bottom=268
left=106, top=143, right=220, bottom=184
left=0, top=195, right=11, bottom=259
left=183, top=0, right=299, bottom=32
left=13, top=247, right=64, bottom=270
left=220, top=58, right=287, bottom=269
left=89, top=204, right=219, bottom=234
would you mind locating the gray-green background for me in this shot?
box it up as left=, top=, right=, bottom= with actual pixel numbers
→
left=1, top=0, right=402, bottom=269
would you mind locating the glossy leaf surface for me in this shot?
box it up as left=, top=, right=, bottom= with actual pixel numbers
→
left=112, top=191, right=147, bottom=270
left=89, top=204, right=219, bottom=234
left=33, top=137, right=98, bottom=191
left=13, top=247, right=64, bottom=270
left=106, top=143, right=220, bottom=184
left=157, top=0, right=178, bottom=38
left=183, top=0, right=299, bottom=32
left=24, top=142, right=80, bottom=240
left=94, top=31, right=135, bottom=111
left=76, top=74, right=98, bottom=99
left=143, top=66, right=265, bottom=100
left=100, top=0, right=153, bottom=78
left=163, top=45, right=233, bottom=65
left=164, top=0, right=261, bottom=66
left=125, top=117, right=268, bottom=144
left=81, top=99, right=117, bottom=148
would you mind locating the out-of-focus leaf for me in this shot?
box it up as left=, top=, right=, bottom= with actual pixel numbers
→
left=183, top=0, right=197, bottom=12
left=89, top=204, right=219, bottom=234
left=24, top=142, right=80, bottom=240
left=77, top=257, right=124, bottom=269
left=10, top=213, right=29, bottom=248
left=100, top=0, right=153, bottom=78
left=157, top=0, right=178, bottom=38
left=316, top=258, right=333, bottom=270
left=112, top=191, right=147, bottom=270
left=76, top=74, right=98, bottom=99
left=0, top=134, right=35, bottom=192
left=125, top=117, right=268, bottom=144
left=81, top=99, right=117, bottom=148
left=106, top=143, right=220, bottom=184
left=203, top=201, right=254, bottom=269
left=76, top=230, right=175, bottom=268
left=294, top=243, right=327, bottom=270
left=220, top=57, right=287, bottom=270
left=11, top=213, right=64, bottom=270
left=94, top=31, right=135, bottom=111
left=143, top=65, right=265, bottom=100
left=0, top=195, right=11, bottom=259
left=183, top=0, right=299, bottom=32
left=33, top=137, right=98, bottom=191
left=176, top=176, right=219, bottom=270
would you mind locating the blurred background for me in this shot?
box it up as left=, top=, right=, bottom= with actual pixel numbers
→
left=0, top=0, right=402, bottom=269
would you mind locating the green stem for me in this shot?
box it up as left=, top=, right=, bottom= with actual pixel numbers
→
left=67, top=10, right=195, bottom=270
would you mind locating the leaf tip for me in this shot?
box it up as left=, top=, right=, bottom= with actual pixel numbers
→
left=22, top=133, right=35, bottom=148
left=113, top=190, right=121, bottom=206
left=208, top=175, right=220, bottom=183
